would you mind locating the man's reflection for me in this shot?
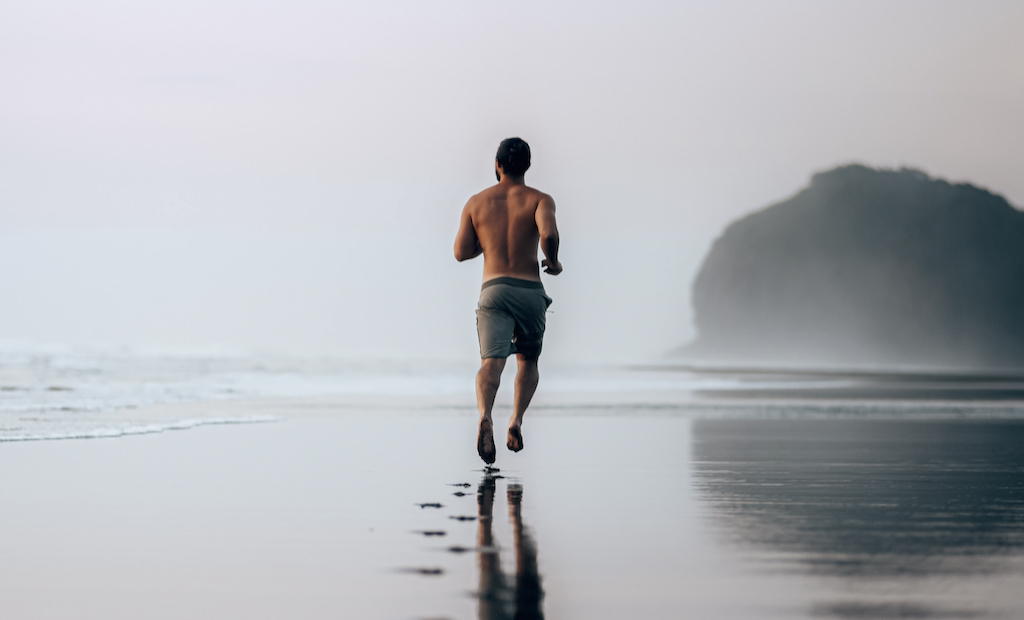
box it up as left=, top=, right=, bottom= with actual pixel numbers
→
left=476, top=475, right=544, bottom=620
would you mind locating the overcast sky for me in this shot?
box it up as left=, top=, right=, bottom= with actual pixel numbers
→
left=1, top=0, right=1022, bottom=361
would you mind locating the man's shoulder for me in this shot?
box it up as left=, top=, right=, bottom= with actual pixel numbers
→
left=467, top=184, right=501, bottom=205
left=512, top=184, right=553, bottom=204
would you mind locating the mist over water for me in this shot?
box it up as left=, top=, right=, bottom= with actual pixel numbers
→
left=4, top=1, right=1024, bottom=369
left=0, top=227, right=704, bottom=364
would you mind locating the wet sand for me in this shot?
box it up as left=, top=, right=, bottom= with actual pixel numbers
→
left=0, top=397, right=1022, bottom=619
left=658, top=365, right=1024, bottom=401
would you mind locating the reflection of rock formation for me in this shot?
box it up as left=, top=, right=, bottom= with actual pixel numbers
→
left=687, top=165, right=1024, bottom=369
left=692, top=367, right=1024, bottom=401
left=476, top=476, right=544, bottom=620
left=691, top=419, right=1024, bottom=577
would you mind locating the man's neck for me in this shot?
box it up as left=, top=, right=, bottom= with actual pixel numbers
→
left=498, top=175, right=526, bottom=186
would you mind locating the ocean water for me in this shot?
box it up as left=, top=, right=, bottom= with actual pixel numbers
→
left=4, top=340, right=1024, bottom=443
left=0, top=341, right=469, bottom=441
left=0, top=340, right=830, bottom=442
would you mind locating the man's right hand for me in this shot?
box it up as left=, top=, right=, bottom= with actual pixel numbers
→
left=542, top=259, right=563, bottom=275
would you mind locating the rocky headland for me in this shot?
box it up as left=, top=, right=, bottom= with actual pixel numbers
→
left=685, top=165, right=1024, bottom=369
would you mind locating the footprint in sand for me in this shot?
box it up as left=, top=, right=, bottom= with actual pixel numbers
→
left=397, top=567, right=444, bottom=576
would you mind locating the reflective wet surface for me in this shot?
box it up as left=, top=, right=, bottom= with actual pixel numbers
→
left=691, top=419, right=1024, bottom=618
left=2, top=407, right=1023, bottom=619
left=416, top=417, right=1024, bottom=619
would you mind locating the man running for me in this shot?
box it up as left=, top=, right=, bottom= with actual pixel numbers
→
left=454, top=137, right=562, bottom=464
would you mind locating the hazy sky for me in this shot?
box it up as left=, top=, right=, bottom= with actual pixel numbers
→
left=2, top=1, right=1022, bottom=361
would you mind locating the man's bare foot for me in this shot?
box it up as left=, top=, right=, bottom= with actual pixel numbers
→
left=507, top=425, right=524, bottom=452
left=477, top=418, right=496, bottom=464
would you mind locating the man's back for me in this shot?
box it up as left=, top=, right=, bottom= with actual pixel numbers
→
left=464, top=183, right=553, bottom=281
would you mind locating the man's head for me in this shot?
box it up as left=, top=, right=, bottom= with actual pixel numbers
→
left=495, top=137, right=531, bottom=179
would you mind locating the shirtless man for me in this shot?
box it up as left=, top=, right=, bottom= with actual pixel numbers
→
left=454, top=137, right=562, bottom=464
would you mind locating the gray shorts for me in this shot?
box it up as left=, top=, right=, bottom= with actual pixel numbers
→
left=476, top=277, right=553, bottom=360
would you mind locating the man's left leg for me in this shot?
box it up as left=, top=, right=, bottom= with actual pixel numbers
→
left=507, top=354, right=539, bottom=452
left=477, top=357, right=506, bottom=464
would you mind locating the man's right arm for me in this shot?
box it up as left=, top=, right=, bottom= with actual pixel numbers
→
left=454, top=201, right=483, bottom=262
left=536, top=195, right=562, bottom=275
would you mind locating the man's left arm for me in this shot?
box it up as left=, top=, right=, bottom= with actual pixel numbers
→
left=454, top=202, right=483, bottom=262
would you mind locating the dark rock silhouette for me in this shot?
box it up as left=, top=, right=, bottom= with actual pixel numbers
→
left=687, top=165, right=1024, bottom=369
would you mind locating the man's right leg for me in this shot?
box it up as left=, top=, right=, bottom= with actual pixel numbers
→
left=476, top=357, right=506, bottom=464
left=507, top=355, right=538, bottom=452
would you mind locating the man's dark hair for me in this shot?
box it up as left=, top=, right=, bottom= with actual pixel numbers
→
left=496, top=137, right=531, bottom=177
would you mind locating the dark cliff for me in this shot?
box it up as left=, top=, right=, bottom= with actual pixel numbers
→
left=687, top=165, right=1024, bottom=369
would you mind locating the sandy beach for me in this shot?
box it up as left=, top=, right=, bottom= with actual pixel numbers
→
left=2, top=384, right=1023, bottom=620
